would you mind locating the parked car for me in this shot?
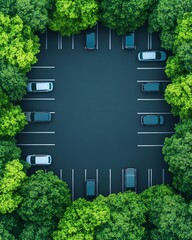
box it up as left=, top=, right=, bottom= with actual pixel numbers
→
left=138, top=51, right=167, bottom=61
left=141, top=115, right=164, bottom=126
left=85, top=179, right=96, bottom=199
left=27, top=82, right=53, bottom=93
left=25, top=112, right=52, bottom=123
left=124, top=32, right=135, bottom=49
left=124, top=168, right=137, bottom=192
left=85, top=28, right=97, bottom=50
left=142, top=82, right=167, bottom=93
left=26, top=154, right=52, bottom=166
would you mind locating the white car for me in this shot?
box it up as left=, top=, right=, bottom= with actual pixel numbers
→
left=26, top=154, right=52, bottom=166
left=138, top=51, right=167, bottom=61
left=27, top=82, right=53, bottom=92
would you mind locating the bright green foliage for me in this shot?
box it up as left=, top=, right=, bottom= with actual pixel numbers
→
left=0, top=160, right=27, bottom=214
left=163, top=120, right=192, bottom=196
left=0, top=105, right=27, bottom=137
left=18, top=220, right=55, bottom=240
left=164, top=74, right=192, bottom=119
left=173, top=12, right=192, bottom=72
left=17, top=171, right=71, bottom=223
left=0, top=13, right=40, bottom=71
left=165, top=56, right=186, bottom=80
left=53, top=197, right=110, bottom=240
left=49, top=0, right=99, bottom=36
left=95, top=191, right=146, bottom=240
left=141, top=185, right=192, bottom=240
left=16, top=0, right=53, bottom=33
left=100, top=0, right=155, bottom=35
left=0, top=61, right=27, bottom=101
left=0, top=0, right=16, bottom=15
left=148, top=0, right=192, bottom=50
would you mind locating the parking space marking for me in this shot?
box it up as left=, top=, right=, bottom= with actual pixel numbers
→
left=84, top=169, right=87, bottom=182
left=137, top=132, right=174, bottom=134
left=148, top=32, right=152, bottom=49
left=148, top=169, right=152, bottom=187
left=28, top=79, right=55, bottom=82
left=137, top=67, right=165, bottom=70
left=20, top=131, right=55, bottom=134
left=109, top=169, right=112, bottom=194
left=96, top=169, right=99, bottom=196
left=162, top=169, right=164, bottom=184
left=137, top=112, right=172, bottom=115
left=109, top=29, right=112, bottom=49
left=58, top=32, right=62, bottom=50
left=17, top=144, right=55, bottom=146
left=44, top=169, right=47, bottom=173
left=31, top=66, right=55, bottom=69
left=121, top=36, right=124, bottom=50
left=137, top=80, right=171, bottom=83
left=23, top=98, right=55, bottom=100
left=71, top=34, right=74, bottom=49
left=45, top=29, right=48, bottom=50
left=72, top=169, right=74, bottom=201
left=96, top=23, right=99, bottom=50
left=137, top=145, right=163, bottom=147
left=137, top=98, right=165, bottom=101
left=121, top=169, right=124, bottom=192
left=60, top=169, right=63, bottom=180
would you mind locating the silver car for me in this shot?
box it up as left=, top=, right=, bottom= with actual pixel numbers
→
left=27, top=82, right=53, bottom=92
left=26, top=154, right=52, bottom=166
left=138, top=51, right=167, bottom=61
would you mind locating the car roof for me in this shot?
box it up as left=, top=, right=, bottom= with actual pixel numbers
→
left=34, top=112, right=50, bottom=121
left=143, top=52, right=156, bottom=59
left=34, top=155, right=50, bottom=164
left=143, top=82, right=160, bottom=91
left=144, top=115, right=159, bottom=124
left=35, top=82, right=50, bottom=90
left=86, top=32, right=95, bottom=49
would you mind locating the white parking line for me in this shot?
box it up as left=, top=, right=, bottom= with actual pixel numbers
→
left=72, top=169, right=75, bottom=201
left=109, top=29, right=112, bottom=49
left=50, top=112, right=56, bottom=114
left=84, top=169, right=87, bottom=182
left=121, top=169, right=124, bottom=192
left=96, top=23, right=98, bottom=50
left=148, top=169, right=152, bottom=187
left=45, top=29, right=48, bottom=50
left=137, top=132, right=174, bottom=134
left=71, top=34, right=74, bottom=50
left=58, top=32, right=62, bottom=50
left=17, top=144, right=55, bottom=146
left=162, top=169, right=164, bottom=184
left=121, top=36, right=124, bottom=50
left=137, top=67, right=165, bottom=70
left=23, top=98, right=55, bottom=100
left=137, top=112, right=172, bottom=115
left=96, top=169, right=99, bottom=196
left=60, top=169, right=63, bottom=180
left=31, top=66, right=55, bottom=69
left=137, top=98, right=165, bottom=101
left=147, top=32, right=149, bottom=49
left=109, top=169, right=112, bottom=194
left=137, top=80, right=171, bottom=83
left=138, top=145, right=163, bottom=147
left=28, top=79, right=55, bottom=82
left=20, top=131, right=55, bottom=134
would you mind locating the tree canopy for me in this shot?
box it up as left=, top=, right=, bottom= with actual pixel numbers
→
left=100, top=0, right=156, bottom=35
left=49, top=0, right=99, bottom=36
left=163, top=120, right=192, bottom=197
left=0, top=13, right=40, bottom=72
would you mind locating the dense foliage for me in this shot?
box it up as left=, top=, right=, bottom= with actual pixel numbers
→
left=100, top=0, right=156, bottom=35
left=49, top=0, right=99, bottom=36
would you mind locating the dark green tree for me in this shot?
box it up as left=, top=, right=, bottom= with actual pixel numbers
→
left=17, top=171, right=71, bottom=223
left=0, top=223, right=16, bottom=240
left=95, top=191, right=146, bottom=240
left=0, top=61, right=27, bottom=101
left=100, top=0, right=156, bottom=35
left=49, top=0, right=99, bottom=36
left=163, top=120, right=192, bottom=197
left=165, top=56, right=186, bottom=80
left=0, top=0, right=16, bottom=15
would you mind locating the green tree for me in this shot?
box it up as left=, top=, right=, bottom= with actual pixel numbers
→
left=173, top=12, right=192, bottom=72
left=0, top=222, right=16, bottom=240
left=164, top=74, right=192, bottom=119
left=0, top=105, right=27, bottom=137
left=53, top=197, right=110, bottom=240
left=0, top=61, right=27, bottom=101
left=17, top=171, right=71, bottom=223
left=148, top=0, right=192, bottom=50
left=100, top=0, right=155, bottom=35
left=49, top=0, right=99, bottom=36
left=95, top=191, right=146, bottom=240
left=0, top=13, right=40, bottom=72
left=0, top=160, right=27, bottom=214
left=162, top=120, right=192, bottom=196
left=141, top=185, right=192, bottom=240
left=0, top=0, right=16, bottom=15
left=165, top=56, right=186, bottom=80
left=16, top=0, right=53, bottom=33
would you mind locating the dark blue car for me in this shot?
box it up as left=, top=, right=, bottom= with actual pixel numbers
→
left=141, top=115, right=164, bottom=126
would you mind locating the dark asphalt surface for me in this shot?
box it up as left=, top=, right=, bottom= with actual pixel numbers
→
left=17, top=24, right=178, bottom=199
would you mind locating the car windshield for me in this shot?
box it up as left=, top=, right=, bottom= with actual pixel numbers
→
left=31, top=83, right=37, bottom=91
left=30, top=112, right=35, bottom=122
left=30, top=156, right=36, bottom=165
left=156, top=52, right=161, bottom=59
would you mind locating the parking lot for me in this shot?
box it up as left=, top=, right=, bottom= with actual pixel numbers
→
left=16, top=24, right=178, bottom=200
